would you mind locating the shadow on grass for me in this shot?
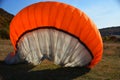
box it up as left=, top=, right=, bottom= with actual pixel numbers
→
left=0, top=61, right=90, bottom=80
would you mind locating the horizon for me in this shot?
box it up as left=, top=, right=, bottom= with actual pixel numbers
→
left=0, top=0, right=120, bottom=29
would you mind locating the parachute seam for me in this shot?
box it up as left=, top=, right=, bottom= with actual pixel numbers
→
left=60, top=4, right=70, bottom=29
left=54, top=3, right=63, bottom=27
left=67, top=8, right=78, bottom=33
left=27, top=7, right=32, bottom=28
left=19, top=10, right=26, bottom=32
left=33, top=4, right=37, bottom=27
left=11, top=23, right=19, bottom=40
left=59, top=5, right=73, bottom=61
left=48, top=3, right=52, bottom=25
left=34, top=3, right=38, bottom=26
left=67, top=8, right=76, bottom=31
left=77, top=12, right=85, bottom=36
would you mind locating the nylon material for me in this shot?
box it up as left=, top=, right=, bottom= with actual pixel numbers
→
left=67, top=43, right=80, bottom=62
left=33, top=4, right=38, bottom=27
left=93, top=43, right=103, bottom=57
left=10, top=30, right=17, bottom=49
left=29, top=33, right=44, bottom=62
left=10, top=31, right=16, bottom=50
left=32, top=32, right=43, bottom=61
left=21, top=37, right=30, bottom=58
left=75, top=17, right=82, bottom=37
left=71, top=45, right=91, bottom=66
left=60, top=6, right=75, bottom=29
left=54, top=3, right=68, bottom=28
left=38, top=30, right=46, bottom=54
left=91, top=38, right=101, bottom=55
left=40, top=5, right=44, bottom=26
left=18, top=43, right=26, bottom=59
left=11, top=22, right=19, bottom=42
left=54, top=31, right=64, bottom=64
left=47, top=4, right=52, bottom=26
left=18, top=11, right=25, bottom=31
left=43, top=30, right=50, bottom=56
left=42, top=6, right=50, bottom=25
left=20, top=8, right=29, bottom=31
left=34, top=4, right=42, bottom=27
left=9, top=2, right=103, bottom=67
left=19, top=38, right=29, bottom=58
left=64, top=40, right=80, bottom=63
left=24, top=34, right=42, bottom=64
left=47, top=30, right=54, bottom=60
left=65, top=47, right=92, bottom=67
left=36, top=30, right=45, bottom=56
left=33, top=31, right=43, bottom=59
left=27, top=8, right=33, bottom=29
left=75, top=12, right=84, bottom=36
left=78, top=20, right=90, bottom=42
left=79, top=49, right=92, bottom=65
left=60, top=40, right=79, bottom=65
left=21, top=40, right=28, bottom=56
left=82, top=19, right=92, bottom=40
left=60, top=36, right=77, bottom=63
left=28, top=33, right=40, bottom=62
left=19, top=41, right=30, bottom=59
left=48, top=4, right=58, bottom=26
left=90, top=52, right=102, bottom=67
left=57, top=33, right=72, bottom=64
left=70, top=48, right=90, bottom=67
left=67, top=9, right=81, bottom=34
left=28, top=5, right=36, bottom=28
left=13, top=15, right=21, bottom=37
left=47, top=29, right=55, bottom=60
left=17, top=29, right=92, bottom=67
left=69, top=44, right=84, bottom=63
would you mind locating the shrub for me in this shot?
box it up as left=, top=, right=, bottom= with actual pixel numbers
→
left=0, top=29, right=9, bottom=39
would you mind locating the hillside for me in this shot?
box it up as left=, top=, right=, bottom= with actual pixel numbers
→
left=99, top=26, right=120, bottom=36
left=0, top=8, right=14, bottom=39
left=0, top=8, right=14, bottom=28
left=99, top=26, right=120, bottom=42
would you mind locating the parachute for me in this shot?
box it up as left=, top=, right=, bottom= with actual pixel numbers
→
left=5, top=1, right=103, bottom=68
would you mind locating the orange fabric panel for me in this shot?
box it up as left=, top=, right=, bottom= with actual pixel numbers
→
left=60, top=5, right=75, bottom=30
left=55, top=3, right=68, bottom=28
left=67, top=9, right=83, bottom=35
left=9, top=1, right=103, bottom=68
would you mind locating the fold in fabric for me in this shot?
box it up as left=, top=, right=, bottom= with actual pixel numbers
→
left=14, top=28, right=92, bottom=67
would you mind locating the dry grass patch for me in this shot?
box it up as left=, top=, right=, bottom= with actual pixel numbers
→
left=0, top=40, right=120, bottom=80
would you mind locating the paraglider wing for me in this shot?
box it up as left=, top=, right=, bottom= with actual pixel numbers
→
left=5, top=1, right=103, bottom=68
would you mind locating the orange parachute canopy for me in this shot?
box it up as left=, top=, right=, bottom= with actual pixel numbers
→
left=9, top=1, right=103, bottom=68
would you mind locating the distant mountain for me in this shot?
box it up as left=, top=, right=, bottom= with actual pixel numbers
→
left=99, top=26, right=120, bottom=36
left=0, top=8, right=14, bottom=39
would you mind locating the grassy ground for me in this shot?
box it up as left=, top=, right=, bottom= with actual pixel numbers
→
left=0, top=40, right=120, bottom=80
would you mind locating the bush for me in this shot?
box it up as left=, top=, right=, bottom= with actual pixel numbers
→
left=102, top=36, right=120, bottom=42
left=0, top=29, right=9, bottom=39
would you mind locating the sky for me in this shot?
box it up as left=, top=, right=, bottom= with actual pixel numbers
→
left=0, top=0, right=120, bottom=29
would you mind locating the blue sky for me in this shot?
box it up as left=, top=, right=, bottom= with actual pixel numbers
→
left=0, top=0, right=120, bottom=29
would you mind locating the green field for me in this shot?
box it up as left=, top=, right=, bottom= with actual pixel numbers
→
left=0, top=40, right=120, bottom=80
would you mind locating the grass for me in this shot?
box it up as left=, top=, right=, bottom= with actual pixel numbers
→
left=0, top=39, right=120, bottom=80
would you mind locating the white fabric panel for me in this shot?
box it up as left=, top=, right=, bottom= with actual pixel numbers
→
left=16, top=29, right=92, bottom=67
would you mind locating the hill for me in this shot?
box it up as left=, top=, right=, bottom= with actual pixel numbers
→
left=99, top=26, right=120, bottom=42
left=0, top=8, right=14, bottom=39
left=99, top=26, right=120, bottom=36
